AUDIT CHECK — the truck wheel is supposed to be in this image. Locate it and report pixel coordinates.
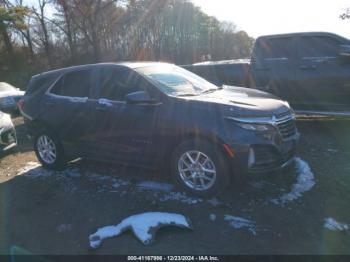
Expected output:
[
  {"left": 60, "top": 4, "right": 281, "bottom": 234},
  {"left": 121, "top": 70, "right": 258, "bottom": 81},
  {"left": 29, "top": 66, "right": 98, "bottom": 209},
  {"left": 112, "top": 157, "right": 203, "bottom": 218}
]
[
  {"left": 171, "top": 140, "right": 230, "bottom": 197},
  {"left": 34, "top": 131, "right": 67, "bottom": 170}
]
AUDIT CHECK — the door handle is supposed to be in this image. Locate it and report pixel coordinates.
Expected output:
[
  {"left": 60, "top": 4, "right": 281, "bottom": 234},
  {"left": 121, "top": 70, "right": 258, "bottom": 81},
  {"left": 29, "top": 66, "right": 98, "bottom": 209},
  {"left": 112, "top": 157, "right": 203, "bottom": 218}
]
[{"left": 299, "top": 64, "right": 317, "bottom": 70}]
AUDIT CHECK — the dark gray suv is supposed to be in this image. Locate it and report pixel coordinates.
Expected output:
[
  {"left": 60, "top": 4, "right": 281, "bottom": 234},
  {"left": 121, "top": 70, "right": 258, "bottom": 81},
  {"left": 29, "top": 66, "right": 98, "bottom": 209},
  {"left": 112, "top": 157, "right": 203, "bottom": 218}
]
[{"left": 20, "top": 62, "right": 299, "bottom": 196}]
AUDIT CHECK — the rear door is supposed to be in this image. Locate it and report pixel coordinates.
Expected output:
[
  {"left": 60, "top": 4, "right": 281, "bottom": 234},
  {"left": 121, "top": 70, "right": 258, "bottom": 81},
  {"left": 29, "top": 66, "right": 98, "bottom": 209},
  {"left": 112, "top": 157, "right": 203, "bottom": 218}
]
[
  {"left": 251, "top": 36, "right": 298, "bottom": 103},
  {"left": 89, "top": 66, "right": 163, "bottom": 166},
  {"left": 41, "top": 68, "right": 96, "bottom": 156},
  {"left": 296, "top": 35, "right": 350, "bottom": 111}
]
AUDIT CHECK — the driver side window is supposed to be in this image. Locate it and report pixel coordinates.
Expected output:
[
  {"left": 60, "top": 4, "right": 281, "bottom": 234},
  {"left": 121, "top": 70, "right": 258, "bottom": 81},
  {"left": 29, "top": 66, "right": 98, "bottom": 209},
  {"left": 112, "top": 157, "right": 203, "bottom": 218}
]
[
  {"left": 98, "top": 67, "right": 143, "bottom": 101},
  {"left": 299, "top": 36, "right": 340, "bottom": 58}
]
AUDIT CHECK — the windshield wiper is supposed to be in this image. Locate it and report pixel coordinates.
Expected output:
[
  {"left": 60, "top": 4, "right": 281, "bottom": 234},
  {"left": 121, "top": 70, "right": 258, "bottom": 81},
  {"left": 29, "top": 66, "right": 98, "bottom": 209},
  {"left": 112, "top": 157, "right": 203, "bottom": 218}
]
[
  {"left": 201, "top": 87, "right": 222, "bottom": 94},
  {"left": 176, "top": 93, "right": 199, "bottom": 97}
]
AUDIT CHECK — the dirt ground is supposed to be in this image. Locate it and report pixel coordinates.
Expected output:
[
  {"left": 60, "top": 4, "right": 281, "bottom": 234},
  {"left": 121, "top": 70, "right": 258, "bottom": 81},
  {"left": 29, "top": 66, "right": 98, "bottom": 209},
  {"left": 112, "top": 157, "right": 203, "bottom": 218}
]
[{"left": 0, "top": 117, "right": 350, "bottom": 255}]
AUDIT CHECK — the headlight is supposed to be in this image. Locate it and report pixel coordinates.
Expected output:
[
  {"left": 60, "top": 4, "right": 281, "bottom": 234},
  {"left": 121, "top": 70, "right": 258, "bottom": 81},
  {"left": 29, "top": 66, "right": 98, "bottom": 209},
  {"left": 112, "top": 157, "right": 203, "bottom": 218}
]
[
  {"left": 283, "top": 100, "right": 291, "bottom": 108},
  {"left": 236, "top": 123, "right": 274, "bottom": 132}
]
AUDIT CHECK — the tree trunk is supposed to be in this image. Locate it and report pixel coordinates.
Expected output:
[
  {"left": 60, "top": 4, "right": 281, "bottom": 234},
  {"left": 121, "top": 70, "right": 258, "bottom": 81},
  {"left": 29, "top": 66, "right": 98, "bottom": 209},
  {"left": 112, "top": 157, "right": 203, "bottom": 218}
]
[{"left": 0, "top": 22, "right": 13, "bottom": 55}]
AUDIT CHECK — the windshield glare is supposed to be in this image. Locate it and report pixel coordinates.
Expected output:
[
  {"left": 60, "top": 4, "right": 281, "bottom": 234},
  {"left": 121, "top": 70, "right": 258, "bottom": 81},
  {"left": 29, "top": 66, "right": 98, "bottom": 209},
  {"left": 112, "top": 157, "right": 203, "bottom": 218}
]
[{"left": 137, "top": 65, "right": 219, "bottom": 96}]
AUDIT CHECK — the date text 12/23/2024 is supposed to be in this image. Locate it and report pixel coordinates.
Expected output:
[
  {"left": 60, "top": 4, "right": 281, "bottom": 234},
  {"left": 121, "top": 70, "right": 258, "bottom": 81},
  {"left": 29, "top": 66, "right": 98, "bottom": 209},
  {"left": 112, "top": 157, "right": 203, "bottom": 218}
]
[{"left": 127, "top": 256, "right": 220, "bottom": 261}]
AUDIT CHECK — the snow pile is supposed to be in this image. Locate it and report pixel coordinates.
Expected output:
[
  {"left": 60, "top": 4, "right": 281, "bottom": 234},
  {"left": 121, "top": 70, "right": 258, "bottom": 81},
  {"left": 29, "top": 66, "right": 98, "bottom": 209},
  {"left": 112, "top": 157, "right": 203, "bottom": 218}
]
[
  {"left": 324, "top": 218, "right": 349, "bottom": 231},
  {"left": 270, "top": 158, "right": 315, "bottom": 205},
  {"left": 137, "top": 181, "right": 174, "bottom": 192},
  {"left": 224, "top": 215, "right": 257, "bottom": 235},
  {"left": 17, "top": 162, "right": 50, "bottom": 178},
  {"left": 159, "top": 192, "right": 202, "bottom": 205},
  {"left": 89, "top": 212, "right": 192, "bottom": 248}
]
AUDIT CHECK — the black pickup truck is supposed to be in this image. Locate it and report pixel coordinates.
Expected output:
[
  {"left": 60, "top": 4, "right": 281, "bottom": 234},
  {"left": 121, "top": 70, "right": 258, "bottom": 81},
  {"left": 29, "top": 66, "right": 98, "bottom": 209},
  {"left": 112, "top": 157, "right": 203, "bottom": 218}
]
[{"left": 183, "top": 32, "right": 350, "bottom": 115}]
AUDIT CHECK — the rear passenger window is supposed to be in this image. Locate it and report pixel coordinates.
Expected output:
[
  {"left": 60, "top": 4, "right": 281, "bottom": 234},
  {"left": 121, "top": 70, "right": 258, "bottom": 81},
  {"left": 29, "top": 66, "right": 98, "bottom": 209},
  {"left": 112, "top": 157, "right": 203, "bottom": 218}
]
[
  {"left": 98, "top": 67, "right": 143, "bottom": 101},
  {"left": 257, "top": 37, "right": 293, "bottom": 59},
  {"left": 299, "top": 36, "right": 340, "bottom": 58},
  {"left": 50, "top": 70, "right": 92, "bottom": 98}
]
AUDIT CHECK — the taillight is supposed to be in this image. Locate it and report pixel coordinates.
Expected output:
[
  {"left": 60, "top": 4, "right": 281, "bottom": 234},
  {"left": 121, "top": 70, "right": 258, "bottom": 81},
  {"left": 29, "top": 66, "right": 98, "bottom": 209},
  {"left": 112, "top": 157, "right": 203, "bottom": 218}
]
[{"left": 17, "top": 98, "right": 25, "bottom": 112}]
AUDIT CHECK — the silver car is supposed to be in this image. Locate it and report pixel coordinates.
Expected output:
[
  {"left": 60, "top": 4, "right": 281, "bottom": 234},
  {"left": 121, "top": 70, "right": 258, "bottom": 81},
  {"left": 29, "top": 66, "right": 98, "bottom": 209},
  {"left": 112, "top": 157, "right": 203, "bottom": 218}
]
[
  {"left": 0, "top": 111, "right": 17, "bottom": 152},
  {"left": 0, "top": 82, "right": 24, "bottom": 115}
]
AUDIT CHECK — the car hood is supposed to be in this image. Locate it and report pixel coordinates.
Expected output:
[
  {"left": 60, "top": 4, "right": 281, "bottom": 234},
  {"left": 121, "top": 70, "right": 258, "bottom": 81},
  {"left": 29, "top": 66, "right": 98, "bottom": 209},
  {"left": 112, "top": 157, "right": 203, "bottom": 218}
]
[{"left": 183, "top": 86, "right": 292, "bottom": 118}]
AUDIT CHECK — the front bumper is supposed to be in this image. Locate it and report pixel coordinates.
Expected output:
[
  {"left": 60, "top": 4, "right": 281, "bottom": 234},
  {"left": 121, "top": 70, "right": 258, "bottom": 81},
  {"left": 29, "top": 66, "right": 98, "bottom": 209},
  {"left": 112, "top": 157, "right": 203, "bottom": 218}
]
[
  {"left": 248, "top": 137, "right": 298, "bottom": 173},
  {"left": 225, "top": 131, "right": 300, "bottom": 175}
]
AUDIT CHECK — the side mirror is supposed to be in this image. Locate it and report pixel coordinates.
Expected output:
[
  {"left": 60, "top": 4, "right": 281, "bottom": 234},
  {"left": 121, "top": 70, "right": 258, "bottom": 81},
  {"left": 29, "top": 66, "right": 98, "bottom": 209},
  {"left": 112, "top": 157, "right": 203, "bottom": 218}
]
[
  {"left": 125, "top": 91, "right": 157, "bottom": 104},
  {"left": 339, "top": 45, "right": 350, "bottom": 57}
]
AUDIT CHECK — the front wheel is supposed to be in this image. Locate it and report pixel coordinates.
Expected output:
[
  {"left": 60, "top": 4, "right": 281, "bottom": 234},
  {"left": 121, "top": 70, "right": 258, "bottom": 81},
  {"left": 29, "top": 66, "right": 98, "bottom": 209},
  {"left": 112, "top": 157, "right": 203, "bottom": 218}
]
[
  {"left": 34, "top": 131, "right": 67, "bottom": 170},
  {"left": 171, "top": 140, "right": 230, "bottom": 197}
]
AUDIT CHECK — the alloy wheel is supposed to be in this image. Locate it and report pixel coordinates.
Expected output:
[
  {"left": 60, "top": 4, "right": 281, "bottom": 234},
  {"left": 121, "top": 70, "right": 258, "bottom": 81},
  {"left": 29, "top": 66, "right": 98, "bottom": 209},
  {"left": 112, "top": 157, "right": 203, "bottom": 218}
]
[
  {"left": 37, "top": 135, "right": 57, "bottom": 164},
  {"left": 178, "top": 150, "right": 217, "bottom": 191}
]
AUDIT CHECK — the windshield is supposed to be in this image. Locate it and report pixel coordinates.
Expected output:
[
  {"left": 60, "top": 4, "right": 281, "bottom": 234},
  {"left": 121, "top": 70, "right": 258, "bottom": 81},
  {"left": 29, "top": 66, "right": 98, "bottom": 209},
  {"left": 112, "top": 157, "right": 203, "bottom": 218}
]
[
  {"left": 136, "top": 65, "right": 219, "bottom": 96},
  {"left": 0, "top": 82, "right": 15, "bottom": 92}
]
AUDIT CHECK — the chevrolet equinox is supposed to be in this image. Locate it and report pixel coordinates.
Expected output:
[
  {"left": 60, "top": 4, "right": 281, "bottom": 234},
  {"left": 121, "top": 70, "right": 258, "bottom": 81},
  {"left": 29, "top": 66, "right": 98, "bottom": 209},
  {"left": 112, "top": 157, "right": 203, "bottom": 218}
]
[{"left": 20, "top": 62, "right": 299, "bottom": 196}]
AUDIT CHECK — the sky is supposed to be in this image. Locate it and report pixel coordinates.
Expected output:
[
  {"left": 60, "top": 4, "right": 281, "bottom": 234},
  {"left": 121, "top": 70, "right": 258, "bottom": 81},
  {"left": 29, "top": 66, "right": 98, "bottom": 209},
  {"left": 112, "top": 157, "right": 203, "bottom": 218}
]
[{"left": 191, "top": 0, "right": 350, "bottom": 38}]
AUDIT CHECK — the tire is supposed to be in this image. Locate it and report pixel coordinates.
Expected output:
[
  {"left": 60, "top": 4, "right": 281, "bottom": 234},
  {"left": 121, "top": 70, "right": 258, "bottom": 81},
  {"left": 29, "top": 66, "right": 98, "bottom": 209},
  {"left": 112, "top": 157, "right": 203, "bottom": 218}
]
[
  {"left": 171, "top": 139, "right": 230, "bottom": 197},
  {"left": 34, "top": 130, "right": 67, "bottom": 170}
]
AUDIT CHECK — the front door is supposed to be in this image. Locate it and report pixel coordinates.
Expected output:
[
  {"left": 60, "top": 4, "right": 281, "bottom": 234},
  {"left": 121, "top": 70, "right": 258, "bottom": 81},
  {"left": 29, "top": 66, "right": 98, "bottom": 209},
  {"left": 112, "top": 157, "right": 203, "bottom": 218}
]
[
  {"left": 89, "top": 66, "right": 162, "bottom": 167},
  {"left": 252, "top": 36, "right": 297, "bottom": 104},
  {"left": 296, "top": 35, "right": 350, "bottom": 111}
]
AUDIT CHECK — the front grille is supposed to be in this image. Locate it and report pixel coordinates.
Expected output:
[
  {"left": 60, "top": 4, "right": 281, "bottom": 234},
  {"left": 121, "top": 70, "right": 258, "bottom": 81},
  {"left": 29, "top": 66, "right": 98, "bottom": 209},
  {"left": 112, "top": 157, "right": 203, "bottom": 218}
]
[{"left": 276, "top": 117, "right": 296, "bottom": 140}]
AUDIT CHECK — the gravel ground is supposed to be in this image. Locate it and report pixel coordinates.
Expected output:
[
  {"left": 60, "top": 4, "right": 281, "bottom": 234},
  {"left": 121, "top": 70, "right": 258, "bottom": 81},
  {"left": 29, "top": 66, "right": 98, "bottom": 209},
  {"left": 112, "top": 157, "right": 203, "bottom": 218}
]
[{"left": 0, "top": 117, "right": 350, "bottom": 255}]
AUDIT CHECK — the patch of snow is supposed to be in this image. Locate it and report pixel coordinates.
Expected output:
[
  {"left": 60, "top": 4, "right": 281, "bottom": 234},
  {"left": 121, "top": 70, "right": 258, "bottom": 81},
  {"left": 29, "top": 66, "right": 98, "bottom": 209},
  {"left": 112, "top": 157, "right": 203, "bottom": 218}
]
[
  {"left": 224, "top": 215, "right": 257, "bottom": 235},
  {"left": 207, "top": 198, "right": 221, "bottom": 207},
  {"left": 89, "top": 212, "right": 192, "bottom": 248},
  {"left": 270, "top": 158, "right": 315, "bottom": 205},
  {"left": 159, "top": 192, "right": 202, "bottom": 205},
  {"left": 68, "top": 97, "right": 88, "bottom": 103},
  {"left": 17, "top": 162, "right": 54, "bottom": 178},
  {"left": 209, "top": 214, "right": 216, "bottom": 221},
  {"left": 111, "top": 178, "right": 130, "bottom": 189},
  {"left": 98, "top": 98, "right": 113, "bottom": 107},
  {"left": 56, "top": 224, "right": 72, "bottom": 233},
  {"left": 17, "top": 161, "right": 42, "bottom": 176},
  {"left": 137, "top": 181, "right": 174, "bottom": 192},
  {"left": 324, "top": 218, "right": 349, "bottom": 231}
]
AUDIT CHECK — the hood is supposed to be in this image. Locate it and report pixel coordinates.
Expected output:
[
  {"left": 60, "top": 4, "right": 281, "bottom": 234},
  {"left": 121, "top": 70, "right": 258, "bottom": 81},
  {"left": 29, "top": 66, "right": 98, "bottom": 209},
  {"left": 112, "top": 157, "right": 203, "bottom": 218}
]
[{"left": 183, "top": 86, "right": 292, "bottom": 118}]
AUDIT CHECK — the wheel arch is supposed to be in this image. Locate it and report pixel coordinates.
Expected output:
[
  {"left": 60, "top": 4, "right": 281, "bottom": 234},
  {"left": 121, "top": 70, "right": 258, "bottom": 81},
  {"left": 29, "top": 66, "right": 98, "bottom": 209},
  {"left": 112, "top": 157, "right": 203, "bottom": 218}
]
[{"left": 28, "top": 119, "right": 57, "bottom": 137}]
